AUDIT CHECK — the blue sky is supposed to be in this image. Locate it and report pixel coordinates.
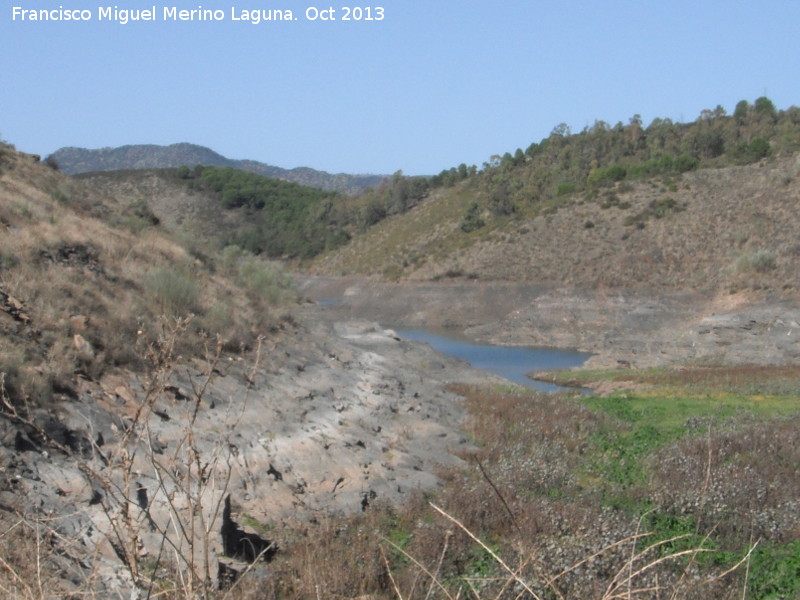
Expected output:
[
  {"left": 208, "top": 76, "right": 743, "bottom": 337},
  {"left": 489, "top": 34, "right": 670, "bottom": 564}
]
[{"left": 2, "top": 1, "right": 799, "bottom": 175}]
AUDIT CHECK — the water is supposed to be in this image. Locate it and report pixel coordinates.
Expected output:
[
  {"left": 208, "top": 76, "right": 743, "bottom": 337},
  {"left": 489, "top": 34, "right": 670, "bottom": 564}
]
[{"left": 395, "top": 328, "right": 592, "bottom": 393}]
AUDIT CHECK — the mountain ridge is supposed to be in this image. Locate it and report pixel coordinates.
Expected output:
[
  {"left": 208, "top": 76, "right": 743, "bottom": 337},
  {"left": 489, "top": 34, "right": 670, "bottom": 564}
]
[{"left": 49, "top": 142, "right": 385, "bottom": 194}]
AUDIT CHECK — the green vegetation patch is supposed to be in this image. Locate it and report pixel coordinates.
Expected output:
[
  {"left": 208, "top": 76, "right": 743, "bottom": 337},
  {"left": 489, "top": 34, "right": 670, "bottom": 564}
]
[
  {"left": 143, "top": 264, "right": 200, "bottom": 317},
  {"left": 734, "top": 249, "right": 778, "bottom": 274},
  {"left": 176, "top": 165, "right": 350, "bottom": 259},
  {"left": 748, "top": 541, "right": 800, "bottom": 600},
  {"left": 623, "top": 196, "right": 687, "bottom": 227},
  {"left": 551, "top": 364, "right": 800, "bottom": 404}
]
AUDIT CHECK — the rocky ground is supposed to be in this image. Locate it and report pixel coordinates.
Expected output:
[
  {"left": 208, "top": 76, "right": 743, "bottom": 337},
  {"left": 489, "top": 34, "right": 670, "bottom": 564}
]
[
  {"left": 0, "top": 301, "right": 500, "bottom": 596},
  {"left": 3, "top": 275, "right": 800, "bottom": 596}
]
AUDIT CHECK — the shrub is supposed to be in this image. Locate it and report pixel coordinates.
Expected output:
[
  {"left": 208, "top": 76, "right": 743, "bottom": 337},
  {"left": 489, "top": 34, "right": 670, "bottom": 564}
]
[
  {"left": 674, "top": 153, "right": 699, "bottom": 172},
  {"left": 219, "top": 246, "right": 294, "bottom": 306},
  {"left": 143, "top": 265, "right": 200, "bottom": 317},
  {"left": 747, "top": 541, "right": 800, "bottom": 599},
  {"left": 0, "top": 350, "right": 53, "bottom": 408},
  {"left": 220, "top": 244, "right": 248, "bottom": 274},
  {"left": 735, "top": 250, "right": 777, "bottom": 273},
  {"left": 648, "top": 197, "right": 681, "bottom": 218},
  {"left": 237, "top": 256, "right": 293, "bottom": 305},
  {"left": 623, "top": 197, "right": 686, "bottom": 227},
  {"left": 43, "top": 155, "right": 60, "bottom": 170},
  {"left": 460, "top": 201, "right": 485, "bottom": 233},
  {"left": 0, "top": 249, "right": 19, "bottom": 270},
  {"left": 587, "top": 164, "right": 627, "bottom": 188},
  {"left": 555, "top": 181, "right": 577, "bottom": 196},
  {"left": 198, "top": 300, "right": 249, "bottom": 351},
  {"left": 732, "top": 137, "right": 771, "bottom": 164},
  {"left": 754, "top": 96, "right": 777, "bottom": 120},
  {"left": 748, "top": 137, "right": 771, "bottom": 159}
]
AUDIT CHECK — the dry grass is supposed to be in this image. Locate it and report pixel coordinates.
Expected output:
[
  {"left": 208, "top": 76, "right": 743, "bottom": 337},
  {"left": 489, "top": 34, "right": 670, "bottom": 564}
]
[
  {"left": 0, "top": 512, "right": 73, "bottom": 600},
  {"left": 234, "top": 380, "right": 791, "bottom": 599},
  {"left": 651, "top": 416, "right": 800, "bottom": 544},
  {"left": 310, "top": 154, "right": 800, "bottom": 293},
  {"left": 0, "top": 148, "right": 294, "bottom": 410}
]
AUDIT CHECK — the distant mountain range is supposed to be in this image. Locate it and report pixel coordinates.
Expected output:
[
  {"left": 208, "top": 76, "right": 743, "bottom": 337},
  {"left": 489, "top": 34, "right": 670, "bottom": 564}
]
[{"left": 48, "top": 143, "right": 385, "bottom": 194}]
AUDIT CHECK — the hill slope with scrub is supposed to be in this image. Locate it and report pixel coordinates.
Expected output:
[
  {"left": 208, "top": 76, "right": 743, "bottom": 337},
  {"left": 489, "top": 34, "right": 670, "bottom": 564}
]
[
  {"left": 310, "top": 97, "right": 800, "bottom": 294},
  {"left": 76, "top": 165, "right": 352, "bottom": 259},
  {"left": 0, "top": 139, "right": 502, "bottom": 596}
]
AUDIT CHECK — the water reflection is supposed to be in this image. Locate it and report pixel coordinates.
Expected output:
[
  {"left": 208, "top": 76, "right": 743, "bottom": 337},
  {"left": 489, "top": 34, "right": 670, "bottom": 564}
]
[{"left": 395, "top": 329, "right": 591, "bottom": 393}]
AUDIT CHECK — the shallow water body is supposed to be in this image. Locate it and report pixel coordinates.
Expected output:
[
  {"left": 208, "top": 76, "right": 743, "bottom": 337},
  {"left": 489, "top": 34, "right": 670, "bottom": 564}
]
[{"left": 394, "top": 328, "right": 592, "bottom": 393}]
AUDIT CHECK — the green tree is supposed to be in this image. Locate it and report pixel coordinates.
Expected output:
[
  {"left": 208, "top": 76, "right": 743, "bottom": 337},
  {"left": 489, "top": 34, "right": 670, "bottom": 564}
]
[
  {"left": 754, "top": 96, "right": 777, "bottom": 120},
  {"left": 734, "top": 99, "right": 750, "bottom": 122},
  {"left": 460, "top": 202, "right": 485, "bottom": 233}
]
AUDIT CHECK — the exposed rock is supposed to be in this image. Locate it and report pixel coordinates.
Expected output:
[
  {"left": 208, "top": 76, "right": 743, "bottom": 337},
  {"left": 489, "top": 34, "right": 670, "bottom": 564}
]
[
  {"left": 0, "top": 306, "right": 492, "bottom": 596},
  {"left": 0, "top": 289, "right": 31, "bottom": 324},
  {"left": 300, "top": 276, "right": 800, "bottom": 368},
  {"left": 73, "top": 333, "right": 94, "bottom": 361},
  {"left": 221, "top": 495, "right": 276, "bottom": 563},
  {"left": 68, "top": 315, "right": 89, "bottom": 333},
  {"left": 39, "top": 242, "right": 103, "bottom": 274}
]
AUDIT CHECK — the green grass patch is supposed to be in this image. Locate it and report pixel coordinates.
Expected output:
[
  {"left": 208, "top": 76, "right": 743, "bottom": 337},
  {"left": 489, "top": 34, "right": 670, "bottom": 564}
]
[
  {"left": 643, "top": 511, "right": 721, "bottom": 561},
  {"left": 143, "top": 264, "right": 200, "bottom": 317},
  {"left": 576, "top": 383, "right": 800, "bottom": 502},
  {"left": 747, "top": 540, "right": 800, "bottom": 600},
  {"left": 550, "top": 364, "right": 800, "bottom": 407}
]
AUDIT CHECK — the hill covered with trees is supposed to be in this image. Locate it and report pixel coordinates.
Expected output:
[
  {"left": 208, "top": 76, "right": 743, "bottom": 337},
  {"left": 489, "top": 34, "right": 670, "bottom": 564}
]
[{"left": 76, "top": 165, "right": 352, "bottom": 260}]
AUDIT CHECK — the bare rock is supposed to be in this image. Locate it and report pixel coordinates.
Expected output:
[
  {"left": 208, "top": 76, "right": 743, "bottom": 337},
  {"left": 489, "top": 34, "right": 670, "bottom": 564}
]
[{"left": 73, "top": 333, "right": 94, "bottom": 361}]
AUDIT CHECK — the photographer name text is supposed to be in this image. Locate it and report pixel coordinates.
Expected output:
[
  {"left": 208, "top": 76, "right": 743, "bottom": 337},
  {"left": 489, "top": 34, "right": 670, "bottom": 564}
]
[{"left": 10, "top": 5, "right": 385, "bottom": 24}]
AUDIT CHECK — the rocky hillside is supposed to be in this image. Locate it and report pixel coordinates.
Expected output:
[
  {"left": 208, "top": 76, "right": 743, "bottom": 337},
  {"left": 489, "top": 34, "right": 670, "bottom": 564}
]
[
  {"left": 309, "top": 153, "right": 800, "bottom": 294},
  {"left": 49, "top": 143, "right": 385, "bottom": 194},
  {"left": 0, "top": 141, "right": 496, "bottom": 596}
]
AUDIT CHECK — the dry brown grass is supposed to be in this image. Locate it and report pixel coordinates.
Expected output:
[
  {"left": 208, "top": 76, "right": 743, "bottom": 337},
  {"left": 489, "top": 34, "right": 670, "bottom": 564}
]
[
  {"left": 0, "top": 147, "right": 294, "bottom": 411},
  {"left": 638, "top": 364, "right": 800, "bottom": 391},
  {"left": 0, "top": 511, "right": 77, "bottom": 600},
  {"left": 651, "top": 415, "right": 800, "bottom": 545},
  {"left": 237, "top": 382, "right": 767, "bottom": 600},
  {"left": 310, "top": 154, "right": 800, "bottom": 295}
]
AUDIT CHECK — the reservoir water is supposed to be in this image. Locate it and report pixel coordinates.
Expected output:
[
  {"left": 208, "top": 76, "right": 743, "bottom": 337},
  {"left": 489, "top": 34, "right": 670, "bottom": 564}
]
[{"left": 395, "top": 328, "right": 592, "bottom": 393}]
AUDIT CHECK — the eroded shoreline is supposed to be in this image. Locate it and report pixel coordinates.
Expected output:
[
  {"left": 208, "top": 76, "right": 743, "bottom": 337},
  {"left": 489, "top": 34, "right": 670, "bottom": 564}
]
[{"left": 297, "top": 275, "right": 800, "bottom": 368}]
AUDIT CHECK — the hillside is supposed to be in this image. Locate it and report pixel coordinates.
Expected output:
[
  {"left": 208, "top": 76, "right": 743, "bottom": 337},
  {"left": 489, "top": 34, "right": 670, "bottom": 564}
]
[
  {"left": 49, "top": 142, "right": 385, "bottom": 194},
  {"left": 0, "top": 140, "right": 498, "bottom": 596},
  {"left": 309, "top": 98, "right": 800, "bottom": 295},
  {"left": 310, "top": 154, "right": 800, "bottom": 293},
  {"left": 75, "top": 165, "right": 354, "bottom": 259},
  {"left": 0, "top": 143, "right": 305, "bottom": 403}
]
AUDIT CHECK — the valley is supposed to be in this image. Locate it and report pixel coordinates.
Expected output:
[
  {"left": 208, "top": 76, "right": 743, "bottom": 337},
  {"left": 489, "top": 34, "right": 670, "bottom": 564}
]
[{"left": 2, "top": 99, "right": 800, "bottom": 598}]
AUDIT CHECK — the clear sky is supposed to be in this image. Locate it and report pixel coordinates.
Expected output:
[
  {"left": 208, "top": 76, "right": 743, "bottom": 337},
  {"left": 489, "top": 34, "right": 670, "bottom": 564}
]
[{"left": 2, "top": 1, "right": 799, "bottom": 175}]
